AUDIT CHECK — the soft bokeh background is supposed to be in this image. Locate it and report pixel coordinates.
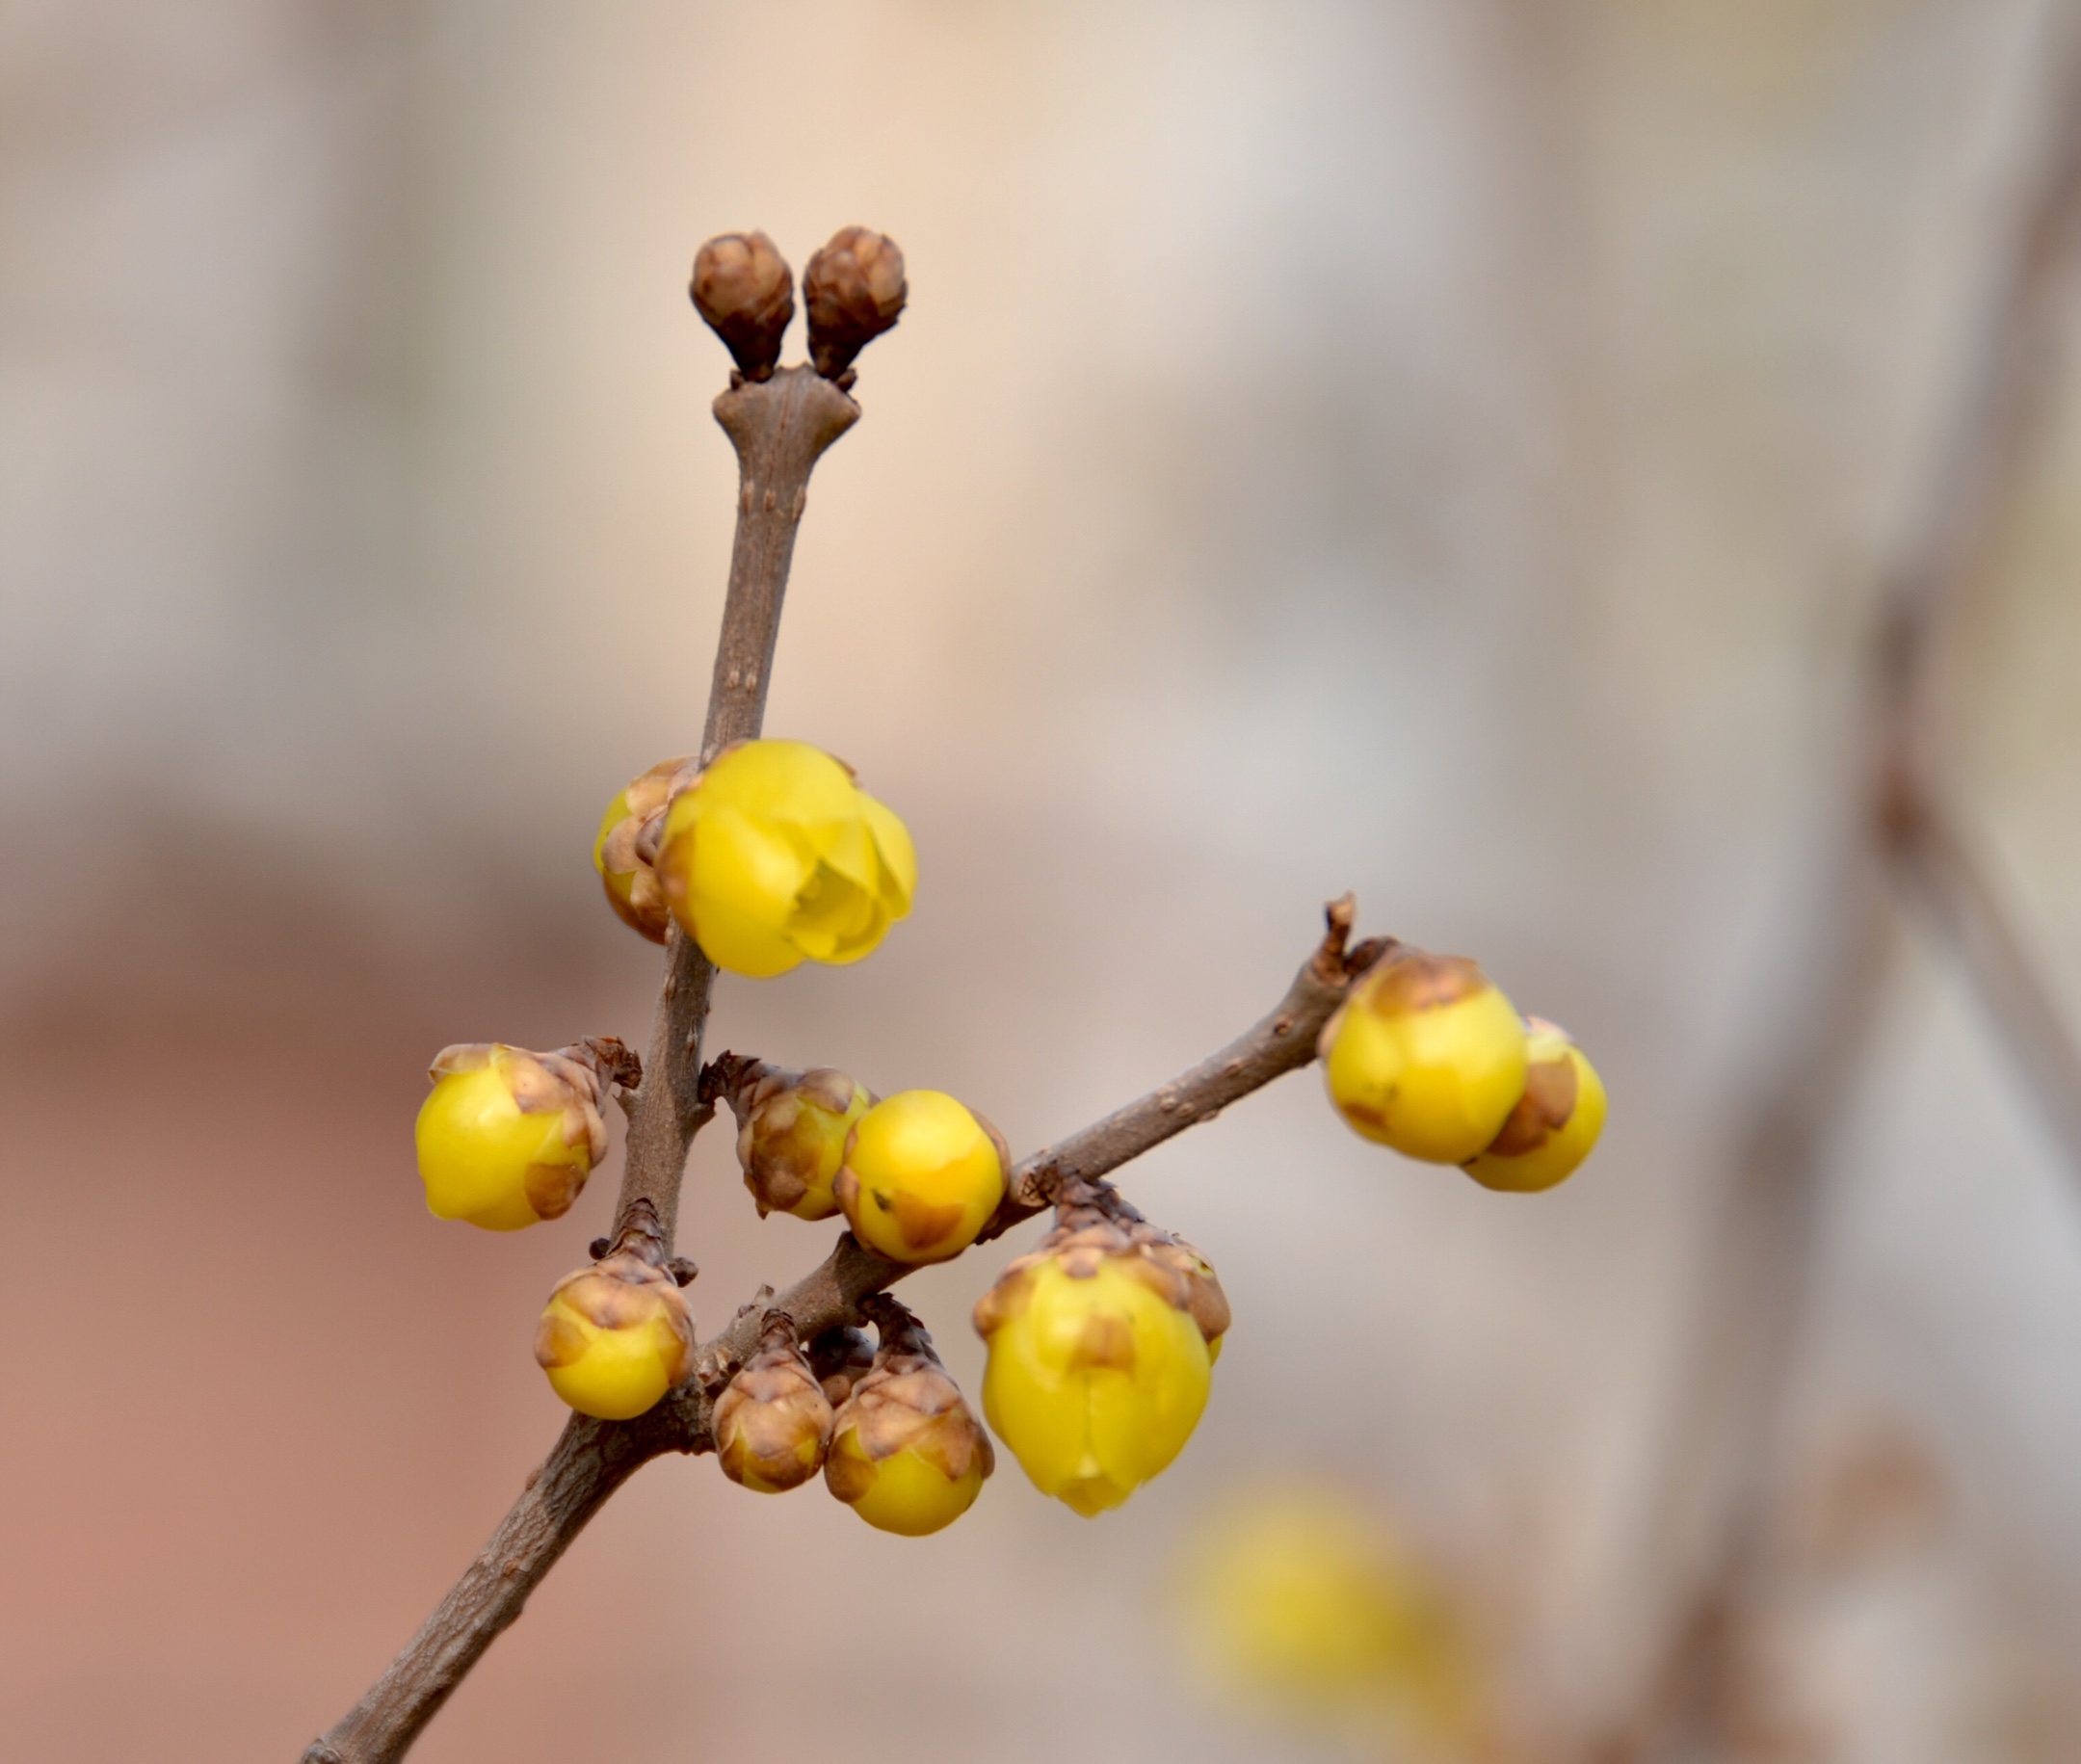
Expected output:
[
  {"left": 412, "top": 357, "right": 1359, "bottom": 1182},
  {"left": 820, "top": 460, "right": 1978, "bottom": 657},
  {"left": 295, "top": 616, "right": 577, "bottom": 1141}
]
[{"left": 4, "top": 2, "right": 2080, "bottom": 1759}]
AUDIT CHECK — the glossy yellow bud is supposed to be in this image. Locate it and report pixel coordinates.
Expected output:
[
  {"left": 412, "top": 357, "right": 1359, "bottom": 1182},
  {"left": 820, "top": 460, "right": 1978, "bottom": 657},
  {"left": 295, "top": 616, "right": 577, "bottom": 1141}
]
[
  {"left": 834, "top": 1090, "right": 1008, "bottom": 1265},
  {"left": 1462, "top": 1017, "right": 1606, "bottom": 1193},
  {"left": 534, "top": 1246, "right": 694, "bottom": 1421},
  {"left": 1320, "top": 953, "right": 1529, "bottom": 1163},
  {"left": 977, "top": 1215, "right": 1216, "bottom": 1517},
  {"left": 825, "top": 1309, "right": 992, "bottom": 1536},
  {"left": 713, "top": 1322, "right": 834, "bottom": 1493},
  {"left": 593, "top": 756, "right": 695, "bottom": 944},
  {"left": 415, "top": 1043, "right": 613, "bottom": 1231},
  {"left": 716, "top": 1058, "right": 874, "bottom": 1221},
  {"left": 653, "top": 739, "right": 915, "bottom": 979}
]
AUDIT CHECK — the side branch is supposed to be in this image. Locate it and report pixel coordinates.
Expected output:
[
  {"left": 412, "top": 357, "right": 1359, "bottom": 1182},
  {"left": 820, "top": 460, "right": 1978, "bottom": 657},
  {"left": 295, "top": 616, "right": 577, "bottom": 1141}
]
[{"left": 674, "top": 897, "right": 1387, "bottom": 1429}]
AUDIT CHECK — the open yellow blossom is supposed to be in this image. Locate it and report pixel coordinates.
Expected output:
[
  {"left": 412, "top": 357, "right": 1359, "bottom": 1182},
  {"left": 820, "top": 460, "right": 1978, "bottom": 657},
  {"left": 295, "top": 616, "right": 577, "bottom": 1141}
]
[
  {"left": 835, "top": 1090, "right": 1007, "bottom": 1264},
  {"left": 415, "top": 1043, "right": 608, "bottom": 1231},
  {"left": 976, "top": 1209, "right": 1223, "bottom": 1516},
  {"left": 654, "top": 739, "right": 915, "bottom": 978},
  {"left": 1320, "top": 952, "right": 1528, "bottom": 1164},
  {"left": 533, "top": 1249, "right": 694, "bottom": 1421},
  {"left": 1462, "top": 1017, "right": 1606, "bottom": 1193}
]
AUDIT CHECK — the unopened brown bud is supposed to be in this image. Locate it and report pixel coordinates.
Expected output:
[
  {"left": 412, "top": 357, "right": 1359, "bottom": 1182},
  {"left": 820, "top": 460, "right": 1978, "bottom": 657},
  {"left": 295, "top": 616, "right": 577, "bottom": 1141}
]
[
  {"left": 713, "top": 1320, "right": 834, "bottom": 1493},
  {"left": 803, "top": 226, "right": 907, "bottom": 379},
  {"left": 691, "top": 231, "right": 795, "bottom": 382},
  {"left": 712, "top": 1056, "right": 874, "bottom": 1221}
]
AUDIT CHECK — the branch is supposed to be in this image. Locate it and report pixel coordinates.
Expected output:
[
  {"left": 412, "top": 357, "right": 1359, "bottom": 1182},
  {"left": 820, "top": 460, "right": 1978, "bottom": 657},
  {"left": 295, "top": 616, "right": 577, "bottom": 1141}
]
[
  {"left": 1600, "top": 49, "right": 2081, "bottom": 1764},
  {"left": 1882, "top": 789, "right": 2081, "bottom": 1177},
  {"left": 301, "top": 900, "right": 1383, "bottom": 1764},
  {"left": 613, "top": 364, "right": 859, "bottom": 1249}
]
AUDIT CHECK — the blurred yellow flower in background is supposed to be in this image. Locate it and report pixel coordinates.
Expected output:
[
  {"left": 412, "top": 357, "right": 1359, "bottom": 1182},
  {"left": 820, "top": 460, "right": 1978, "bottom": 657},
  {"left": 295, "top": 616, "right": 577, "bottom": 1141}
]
[{"left": 1174, "top": 1484, "right": 1489, "bottom": 1758}]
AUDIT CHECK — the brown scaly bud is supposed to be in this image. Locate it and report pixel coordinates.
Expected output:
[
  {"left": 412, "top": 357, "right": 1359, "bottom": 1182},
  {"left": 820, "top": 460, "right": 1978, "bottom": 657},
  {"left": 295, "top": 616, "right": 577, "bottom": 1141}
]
[
  {"left": 806, "top": 1325, "right": 877, "bottom": 1409},
  {"left": 593, "top": 755, "right": 698, "bottom": 943},
  {"left": 534, "top": 1203, "right": 695, "bottom": 1421},
  {"left": 706, "top": 1054, "right": 875, "bottom": 1221},
  {"left": 803, "top": 226, "right": 907, "bottom": 380},
  {"left": 712, "top": 1315, "right": 834, "bottom": 1493},
  {"left": 690, "top": 231, "right": 795, "bottom": 382},
  {"left": 825, "top": 1298, "right": 992, "bottom": 1536}
]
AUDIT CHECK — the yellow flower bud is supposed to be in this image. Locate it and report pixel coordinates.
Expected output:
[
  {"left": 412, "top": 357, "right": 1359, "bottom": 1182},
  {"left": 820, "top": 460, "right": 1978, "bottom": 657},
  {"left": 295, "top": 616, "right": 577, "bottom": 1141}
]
[
  {"left": 713, "top": 1057, "right": 875, "bottom": 1221},
  {"left": 1462, "top": 1017, "right": 1607, "bottom": 1193},
  {"left": 713, "top": 1320, "right": 834, "bottom": 1493},
  {"left": 534, "top": 1242, "right": 694, "bottom": 1421},
  {"left": 834, "top": 1090, "right": 1008, "bottom": 1265},
  {"left": 825, "top": 1305, "right": 992, "bottom": 1536},
  {"left": 653, "top": 740, "right": 915, "bottom": 979},
  {"left": 1319, "top": 952, "right": 1529, "bottom": 1164},
  {"left": 593, "top": 756, "right": 695, "bottom": 944},
  {"left": 975, "top": 1200, "right": 1224, "bottom": 1516},
  {"left": 415, "top": 1042, "right": 622, "bottom": 1231}
]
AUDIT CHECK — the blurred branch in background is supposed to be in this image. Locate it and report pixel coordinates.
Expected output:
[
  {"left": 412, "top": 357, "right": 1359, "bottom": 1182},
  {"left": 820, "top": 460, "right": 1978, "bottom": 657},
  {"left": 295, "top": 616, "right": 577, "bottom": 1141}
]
[{"left": 1609, "top": 18, "right": 2081, "bottom": 1761}]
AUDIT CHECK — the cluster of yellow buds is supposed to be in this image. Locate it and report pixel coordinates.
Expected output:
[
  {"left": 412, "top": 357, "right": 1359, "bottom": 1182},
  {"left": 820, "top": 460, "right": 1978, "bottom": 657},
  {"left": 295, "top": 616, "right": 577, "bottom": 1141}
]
[
  {"left": 595, "top": 740, "right": 916, "bottom": 980},
  {"left": 712, "top": 1316, "right": 834, "bottom": 1492},
  {"left": 824, "top": 1300, "right": 993, "bottom": 1535},
  {"left": 834, "top": 1089, "right": 1009, "bottom": 1264},
  {"left": 533, "top": 1207, "right": 696, "bottom": 1421},
  {"left": 415, "top": 1038, "right": 638, "bottom": 1231},
  {"left": 1321, "top": 950, "right": 1606, "bottom": 1191},
  {"left": 974, "top": 1184, "right": 1228, "bottom": 1516},
  {"left": 710, "top": 1055, "right": 875, "bottom": 1221}
]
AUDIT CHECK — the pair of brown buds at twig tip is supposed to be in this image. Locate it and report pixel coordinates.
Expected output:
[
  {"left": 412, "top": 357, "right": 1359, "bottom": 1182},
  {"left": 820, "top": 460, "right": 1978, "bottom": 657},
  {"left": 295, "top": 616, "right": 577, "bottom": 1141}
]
[{"left": 690, "top": 226, "right": 908, "bottom": 385}]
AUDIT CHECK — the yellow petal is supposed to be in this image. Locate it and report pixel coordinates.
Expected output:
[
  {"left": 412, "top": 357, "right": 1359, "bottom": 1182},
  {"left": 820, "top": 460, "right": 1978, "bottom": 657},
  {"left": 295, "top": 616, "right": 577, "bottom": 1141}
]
[
  {"left": 698, "top": 740, "right": 859, "bottom": 827},
  {"left": 859, "top": 792, "right": 916, "bottom": 915},
  {"left": 690, "top": 895, "right": 805, "bottom": 978},
  {"left": 690, "top": 803, "right": 815, "bottom": 929}
]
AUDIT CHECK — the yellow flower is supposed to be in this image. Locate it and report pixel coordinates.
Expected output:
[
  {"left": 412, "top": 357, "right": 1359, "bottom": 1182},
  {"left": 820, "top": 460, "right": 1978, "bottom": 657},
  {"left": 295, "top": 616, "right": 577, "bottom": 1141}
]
[
  {"left": 835, "top": 1090, "right": 1008, "bottom": 1264},
  {"left": 415, "top": 1043, "right": 608, "bottom": 1231},
  {"left": 654, "top": 739, "right": 915, "bottom": 979},
  {"left": 593, "top": 755, "right": 694, "bottom": 944},
  {"left": 975, "top": 1208, "right": 1224, "bottom": 1516},
  {"left": 717, "top": 1060, "right": 875, "bottom": 1221},
  {"left": 1462, "top": 1017, "right": 1606, "bottom": 1193},
  {"left": 824, "top": 1309, "right": 992, "bottom": 1535},
  {"left": 1320, "top": 952, "right": 1528, "bottom": 1164},
  {"left": 713, "top": 1322, "right": 834, "bottom": 1493},
  {"left": 534, "top": 1249, "right": 694, "bottom": 1421}
]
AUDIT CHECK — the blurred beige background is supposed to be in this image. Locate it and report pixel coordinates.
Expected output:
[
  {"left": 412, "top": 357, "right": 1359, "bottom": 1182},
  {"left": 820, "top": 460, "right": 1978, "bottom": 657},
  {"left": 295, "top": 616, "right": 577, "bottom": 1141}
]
[{"left": 4, "top": 2, "right": 2081, "bottom": 1759}]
